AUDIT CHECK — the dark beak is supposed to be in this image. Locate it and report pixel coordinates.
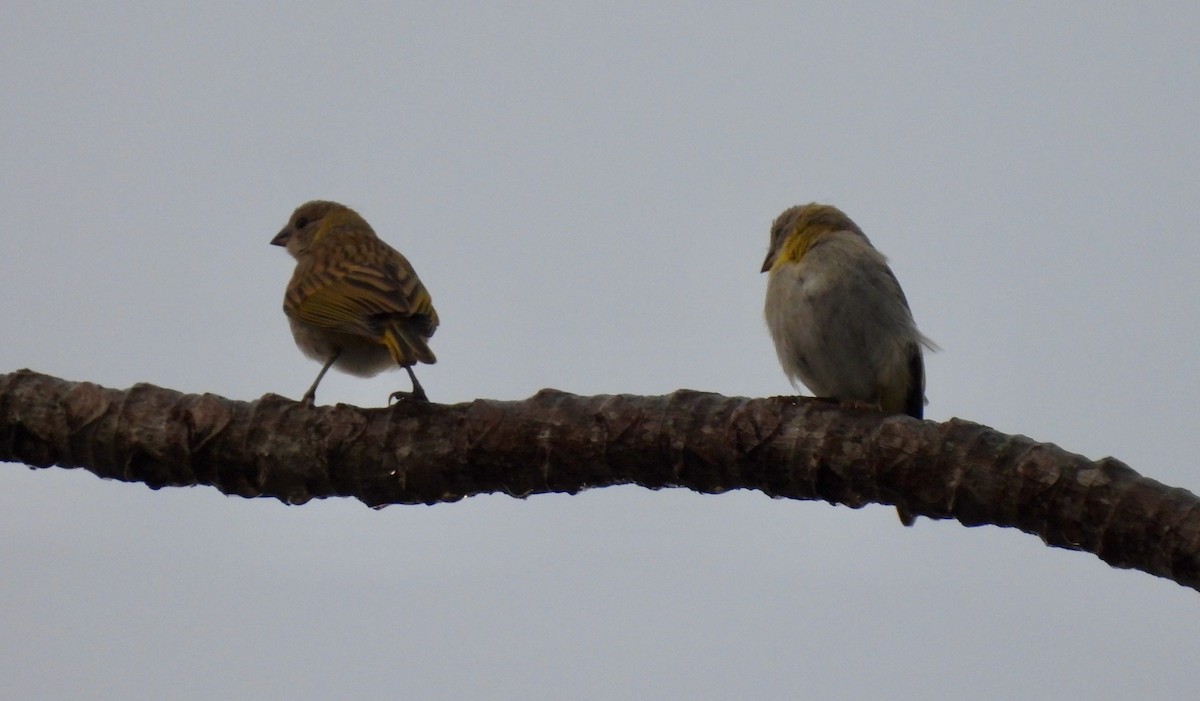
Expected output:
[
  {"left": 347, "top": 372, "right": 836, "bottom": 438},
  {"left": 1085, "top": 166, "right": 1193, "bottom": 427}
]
[
  {"left": 270, "top": 229, "right": 290, "bottom": 247},
  {"left": 760, "top": 251, "right": 774, "bottom": 273}
]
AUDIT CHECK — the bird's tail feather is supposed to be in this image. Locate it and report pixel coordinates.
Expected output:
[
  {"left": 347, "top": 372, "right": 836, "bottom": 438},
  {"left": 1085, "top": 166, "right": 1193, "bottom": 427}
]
[{"left": 381, "top": 324, "right": 436, "bottom": 366}]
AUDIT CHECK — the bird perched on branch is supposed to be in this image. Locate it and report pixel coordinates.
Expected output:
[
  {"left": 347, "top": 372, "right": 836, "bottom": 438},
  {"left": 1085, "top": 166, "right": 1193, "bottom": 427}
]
[
  {"left": 271, "top": 200, "right": 438, "bottom": 404},
  {"left": 762, "top": 203, "right": 935, "bottom": 523}
]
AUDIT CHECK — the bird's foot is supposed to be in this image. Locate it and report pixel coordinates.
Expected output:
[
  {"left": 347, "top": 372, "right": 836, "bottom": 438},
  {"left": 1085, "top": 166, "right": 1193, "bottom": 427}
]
[{"left": 388, "top": 389, "right": 429, "bottom": 405}]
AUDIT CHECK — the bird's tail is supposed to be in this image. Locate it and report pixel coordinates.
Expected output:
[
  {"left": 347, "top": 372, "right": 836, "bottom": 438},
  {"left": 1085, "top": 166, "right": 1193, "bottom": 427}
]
[{"left": 381, "top": 322, "right": 436, "bottom": 366}]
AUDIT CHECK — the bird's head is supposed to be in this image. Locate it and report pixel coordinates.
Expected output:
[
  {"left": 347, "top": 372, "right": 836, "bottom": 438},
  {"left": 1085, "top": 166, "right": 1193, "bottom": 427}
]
[
  {"left": 760, "top": 203, "right": 866, "bottom": 273},
  {"left": 271, "top": 200, "right": 371, "bottom": 258}
]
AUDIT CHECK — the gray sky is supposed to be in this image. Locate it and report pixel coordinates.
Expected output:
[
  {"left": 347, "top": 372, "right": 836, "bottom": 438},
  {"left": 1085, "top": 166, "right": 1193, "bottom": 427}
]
[{"left": 2, "top": 3, "right": 1198, "bottom": 699}]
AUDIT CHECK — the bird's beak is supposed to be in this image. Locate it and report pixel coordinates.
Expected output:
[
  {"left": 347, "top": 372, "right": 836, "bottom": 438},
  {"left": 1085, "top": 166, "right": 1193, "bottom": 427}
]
[
  {"left": 270, "top": 229, "right": 290, "bottom": 247},
  {"left": 760, "top": 251, "right": 775, "bottom": 273}
]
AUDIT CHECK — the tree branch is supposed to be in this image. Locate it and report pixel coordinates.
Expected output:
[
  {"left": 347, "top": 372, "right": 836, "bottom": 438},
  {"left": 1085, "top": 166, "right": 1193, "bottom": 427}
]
[{"left": 2, "top": 369, "right": 1198, "bottom": 590}]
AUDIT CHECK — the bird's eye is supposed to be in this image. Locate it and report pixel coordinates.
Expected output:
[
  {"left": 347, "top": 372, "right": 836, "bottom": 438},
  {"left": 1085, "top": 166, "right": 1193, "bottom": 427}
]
[{"left": 295, "top": 217, "right": 309, "bottom": 229}]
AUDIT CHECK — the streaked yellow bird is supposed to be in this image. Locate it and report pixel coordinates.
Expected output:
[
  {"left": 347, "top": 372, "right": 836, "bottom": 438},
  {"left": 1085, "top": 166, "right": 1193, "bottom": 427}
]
[{"left": 271, "top": 200, "right": 438, "bottom": 404}]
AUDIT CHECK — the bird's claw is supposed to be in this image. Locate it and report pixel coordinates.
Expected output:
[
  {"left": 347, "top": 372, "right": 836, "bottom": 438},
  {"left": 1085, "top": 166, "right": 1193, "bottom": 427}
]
[{"left": 389, "top": 390, "right": 429, "bottom": 405}]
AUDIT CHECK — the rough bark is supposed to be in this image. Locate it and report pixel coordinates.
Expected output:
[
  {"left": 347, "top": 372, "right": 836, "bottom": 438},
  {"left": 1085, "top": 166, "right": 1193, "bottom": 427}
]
[{"left": 2, "top": 368, "right": 1198, "bottom": 591}]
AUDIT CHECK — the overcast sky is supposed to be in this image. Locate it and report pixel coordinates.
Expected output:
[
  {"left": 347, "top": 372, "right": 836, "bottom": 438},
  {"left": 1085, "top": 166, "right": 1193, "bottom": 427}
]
[{"left": 2, "top": 3, "right": 1198, "bottom": 699}]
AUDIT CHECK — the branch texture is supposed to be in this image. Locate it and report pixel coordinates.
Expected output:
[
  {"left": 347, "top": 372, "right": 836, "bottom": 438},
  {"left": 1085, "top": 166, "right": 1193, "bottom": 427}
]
[{"left": 2, "top": 369, "right": 1198, "bottom": 590}]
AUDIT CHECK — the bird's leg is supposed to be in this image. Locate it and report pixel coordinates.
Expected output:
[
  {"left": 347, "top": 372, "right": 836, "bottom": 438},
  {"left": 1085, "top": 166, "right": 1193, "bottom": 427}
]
[
  {"left": 389, "top": 365, "right": 428, "bottom": 404},
  {"left": 301, "top": 352, "right": 339, "bottom": 405}
]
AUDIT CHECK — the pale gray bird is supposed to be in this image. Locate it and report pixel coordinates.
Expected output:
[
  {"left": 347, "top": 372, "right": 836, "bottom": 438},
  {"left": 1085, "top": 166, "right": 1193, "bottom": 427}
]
[{"left": 762, "top": 203, "right": 936, "bottom": 524}]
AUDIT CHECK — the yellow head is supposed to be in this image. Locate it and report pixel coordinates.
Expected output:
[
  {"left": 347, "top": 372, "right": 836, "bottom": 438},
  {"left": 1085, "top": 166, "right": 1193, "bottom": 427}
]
[
  {"left": 760, "top": 203, "right": 866, "bottom": 273},
  {"left": 270, "top": 200, "right": 374, "bottom": 258}
]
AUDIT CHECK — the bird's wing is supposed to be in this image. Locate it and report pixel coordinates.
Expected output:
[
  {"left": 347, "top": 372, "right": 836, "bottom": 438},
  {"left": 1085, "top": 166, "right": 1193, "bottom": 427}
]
[
  {"left": 903, "top": 341, "right": 926, "bottom": 419},
  {"left": 285, "top": 248, "right": 435, "bottom": 339}
]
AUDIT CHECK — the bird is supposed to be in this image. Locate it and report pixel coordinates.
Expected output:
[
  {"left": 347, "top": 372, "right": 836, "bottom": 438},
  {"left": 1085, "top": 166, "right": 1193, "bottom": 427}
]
[
  {"left": 761, "top": 203, "right": 935, "bottom": 524},
  {"left": 271, "top": 200, "right": 438, "bottom": 405}
]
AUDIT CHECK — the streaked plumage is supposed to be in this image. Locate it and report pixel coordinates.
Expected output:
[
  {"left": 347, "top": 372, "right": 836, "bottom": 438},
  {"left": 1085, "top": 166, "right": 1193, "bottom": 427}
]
[{"left": 271, "top": 200, "right": 438, "bottom": 404}]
